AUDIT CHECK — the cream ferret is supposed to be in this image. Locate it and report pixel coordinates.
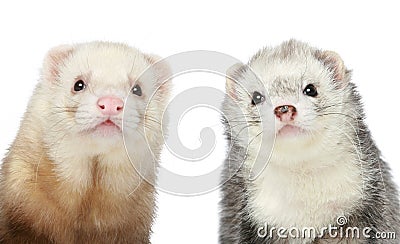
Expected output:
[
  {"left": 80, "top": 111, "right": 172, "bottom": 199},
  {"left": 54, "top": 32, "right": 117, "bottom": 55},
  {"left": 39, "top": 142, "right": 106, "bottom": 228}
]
[{"left": 0, "top": 42, "right": 170, "bottom": 243}]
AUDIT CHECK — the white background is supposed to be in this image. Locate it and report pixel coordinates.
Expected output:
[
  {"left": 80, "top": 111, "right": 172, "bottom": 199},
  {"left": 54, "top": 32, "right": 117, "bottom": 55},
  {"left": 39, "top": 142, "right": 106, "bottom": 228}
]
[{"left": 0, "top": 1, "right": 399, "bottom": 243}]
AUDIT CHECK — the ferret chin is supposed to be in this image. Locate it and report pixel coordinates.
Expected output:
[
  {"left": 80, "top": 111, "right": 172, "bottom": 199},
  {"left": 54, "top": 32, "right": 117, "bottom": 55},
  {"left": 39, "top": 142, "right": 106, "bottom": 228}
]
[
  {"left": 220, "top": 39, "right": 400, "bottom": 243},
  {"left": 0, "top": 42, "right": 171, "bottom": 243}
]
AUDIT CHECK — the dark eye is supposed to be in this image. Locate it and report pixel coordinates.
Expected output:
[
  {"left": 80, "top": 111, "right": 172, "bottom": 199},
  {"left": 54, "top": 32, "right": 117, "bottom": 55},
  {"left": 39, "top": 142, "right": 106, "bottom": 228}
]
[
  {"left": 73, "top": 80, "right": 86, "bottom": 92},
  {"left": 303, "top": 84, "right": 318, "bottom": 97},
  {"left": 131, "top": 84, "right": 142, "bottom": 96},
  {"left": 251, "top": 91, "right": 265, "bottom": 105}
]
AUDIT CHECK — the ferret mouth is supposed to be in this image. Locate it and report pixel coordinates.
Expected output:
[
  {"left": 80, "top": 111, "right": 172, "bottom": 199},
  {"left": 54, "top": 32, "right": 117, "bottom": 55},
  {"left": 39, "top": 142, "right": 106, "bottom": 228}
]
[
  {"left": 277, "top": 124, "right": 305, "bottom": 137},
  {"left": 100, "top": 119, "right": 119, "bottom": 127},
  {"left": 85, "top": 119, "right": 122, "bottom": 136},
  {"left": 96, "top": 119, "right": 121, "bottom": 130}
]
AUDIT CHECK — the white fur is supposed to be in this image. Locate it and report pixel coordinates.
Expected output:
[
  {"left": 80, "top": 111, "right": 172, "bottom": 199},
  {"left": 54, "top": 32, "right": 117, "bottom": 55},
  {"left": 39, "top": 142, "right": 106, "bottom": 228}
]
[
  {"left": 31, "top": 42, "right": 167, "bottom": 194},
  {"left": 232, "top": 45, "right": 364, "bottom": 234},
  {"left": 248, "top": 143, "right": 363, "bottom": 228}
]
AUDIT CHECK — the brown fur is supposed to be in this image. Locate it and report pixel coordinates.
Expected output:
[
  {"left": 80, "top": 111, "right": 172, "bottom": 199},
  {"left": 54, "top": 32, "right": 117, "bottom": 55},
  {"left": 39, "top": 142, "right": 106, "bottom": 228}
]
[
  {"left": 0, "top": 123, "right": 155, "bottom": 243},
  {"left": 0, "top": 42, "right": 167, "bottom": 243}
]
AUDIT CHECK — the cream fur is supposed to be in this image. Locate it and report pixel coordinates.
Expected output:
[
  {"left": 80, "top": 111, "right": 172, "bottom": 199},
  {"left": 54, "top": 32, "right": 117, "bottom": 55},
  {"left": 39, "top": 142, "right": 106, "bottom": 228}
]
[{"left": 0, "top": 42, "right": 170, "bottom": 243}]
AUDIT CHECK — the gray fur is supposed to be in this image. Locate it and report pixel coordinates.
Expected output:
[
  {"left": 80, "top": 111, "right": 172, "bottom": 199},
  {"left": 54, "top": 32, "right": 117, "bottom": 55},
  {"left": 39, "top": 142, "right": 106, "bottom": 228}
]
[{"left": 219, "top": 40, "right": 400, "bottom": 243}]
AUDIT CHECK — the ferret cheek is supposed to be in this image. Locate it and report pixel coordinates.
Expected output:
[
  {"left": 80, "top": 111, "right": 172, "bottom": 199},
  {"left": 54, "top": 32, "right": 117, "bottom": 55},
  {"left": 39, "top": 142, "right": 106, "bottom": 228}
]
[{"left": 123, "top": 107, "right": 140, "bottom": 122}]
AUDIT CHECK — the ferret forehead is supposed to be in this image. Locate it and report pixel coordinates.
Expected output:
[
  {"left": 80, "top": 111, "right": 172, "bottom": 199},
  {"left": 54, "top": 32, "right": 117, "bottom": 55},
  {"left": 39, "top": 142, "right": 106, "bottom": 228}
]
[
  {"left": 71, "top": 42, "right": 149, "bottom": 76},
  {"left": 250, "top": 55, "right": 324, "bottom": 86}
]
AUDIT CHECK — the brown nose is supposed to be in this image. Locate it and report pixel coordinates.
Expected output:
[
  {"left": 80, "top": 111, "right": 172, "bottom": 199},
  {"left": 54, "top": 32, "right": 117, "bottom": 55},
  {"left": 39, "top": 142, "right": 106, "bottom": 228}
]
[{"left": 274, "top": 105, "right": 297, "bottom": 122}]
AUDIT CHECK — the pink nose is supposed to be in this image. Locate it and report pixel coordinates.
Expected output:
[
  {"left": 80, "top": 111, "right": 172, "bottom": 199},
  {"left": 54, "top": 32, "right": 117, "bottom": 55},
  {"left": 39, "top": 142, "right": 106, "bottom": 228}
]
[
  {"left": 274, "top": 105, "right": 297, "bottom": 122},
  {"left": 97, "top": 96, "right": 124, "bottom": 115}
]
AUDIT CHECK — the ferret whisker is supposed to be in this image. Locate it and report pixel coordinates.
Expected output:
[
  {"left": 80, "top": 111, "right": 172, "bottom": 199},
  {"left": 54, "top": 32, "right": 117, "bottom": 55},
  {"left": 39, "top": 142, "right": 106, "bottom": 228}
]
[
  {"left": 245, "top": 130, "right": 263, "bottom": 150},
  {"left": 49, "top": 109, "right": 77, "bottom": 115},
  {"left": 137, "top": 122, "right": 162, "bottom": 132},
  {"left": 144, "top": 118, "right": 162, "bottom": 126},
  {"left": 47, "top": 117, "right": 75, "bottom": 132},
  {"left": 228, "top": 119, "right": 262, "bottom": 123},
  {"left": 51, "top": 106, "right": 79, "bottom": 111},
  {"left": 224, "top": 113, "right": 261, "bottom": 121},
  {"left": 230, "top": 124, "right": 258, "bottom": 143},
  {"left": 226, "top": 114, "right": 261, "bottom": 120},
  {"left": 317, "top": 112, "right": 357, "bottom": 121},
  {"left": 317, "top": 102, "right": 351, "bottom": 110},
  {"left": 52, "top": 105, "right": 79, "bottom": 109},
  {"left": 226, "top": 121, "right": 250, "bottom": 130}
]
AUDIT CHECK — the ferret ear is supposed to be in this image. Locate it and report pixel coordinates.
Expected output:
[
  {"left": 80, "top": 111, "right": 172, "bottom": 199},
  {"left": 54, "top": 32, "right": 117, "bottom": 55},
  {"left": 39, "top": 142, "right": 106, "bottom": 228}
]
[
  {"left": 42, "top": 45, "right": 74, "bottom": 83},
  {"left": 315, "top": 50, "right": 351, "bottom": 88},
  {"left": 226, "top": 63, "right": 245, "bottom": 100},
  {"left": 144, "top": 53, "right": 172, "bottom": 95}
]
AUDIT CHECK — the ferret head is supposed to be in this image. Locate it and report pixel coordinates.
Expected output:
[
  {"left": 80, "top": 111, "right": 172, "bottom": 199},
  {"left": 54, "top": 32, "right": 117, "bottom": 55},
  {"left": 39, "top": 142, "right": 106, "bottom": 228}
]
[
  {"left": 35, "top": 42, "right": 170, "bottom": 157},
  {"left": 225, "top": 40, "right": 356, "bottom": 165}
]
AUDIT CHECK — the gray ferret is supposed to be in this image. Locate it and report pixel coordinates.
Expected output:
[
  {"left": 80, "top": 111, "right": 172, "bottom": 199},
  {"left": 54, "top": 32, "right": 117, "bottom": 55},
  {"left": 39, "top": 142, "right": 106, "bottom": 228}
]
[
  {"left": 0, "top": 42, "right": 170, "bottom": 243},
  {"left": 220, "top": 40, "right": 400, "bottom": 243}
]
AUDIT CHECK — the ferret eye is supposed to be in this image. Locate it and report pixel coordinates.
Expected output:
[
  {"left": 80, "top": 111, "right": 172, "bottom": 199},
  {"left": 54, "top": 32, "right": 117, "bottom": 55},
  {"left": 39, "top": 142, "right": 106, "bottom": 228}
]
[
  {"left": 251, "top": 91, "right": 265, "bottom": 105},
  {"left": 303, "top": 84, "right": 318, "bottom": 97},
  {"left": 131, "top": 84, "right": 142, "bottom": 96},
  {"left": 73, "top": 80, "right": 86, "bottom": 92}
]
